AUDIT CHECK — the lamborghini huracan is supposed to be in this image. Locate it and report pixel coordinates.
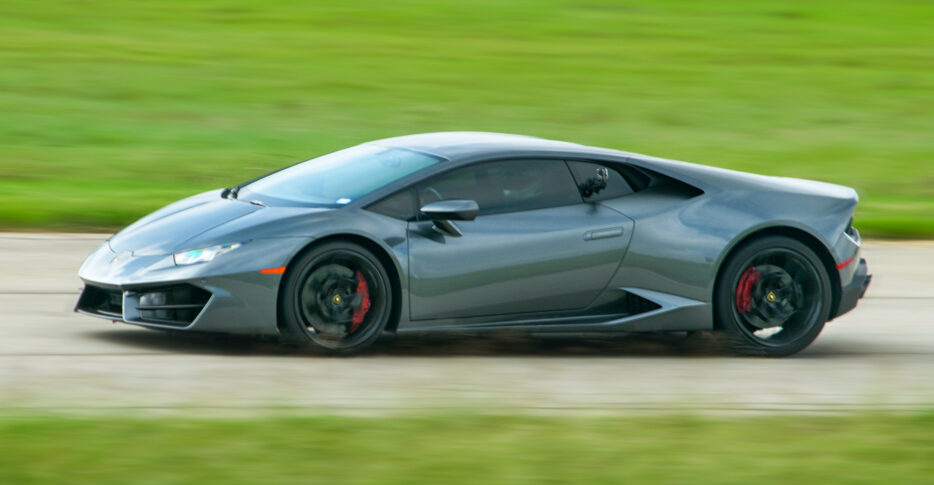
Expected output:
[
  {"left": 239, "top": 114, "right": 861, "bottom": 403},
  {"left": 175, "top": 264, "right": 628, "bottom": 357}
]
[{"left": 77, "top": 132, "right": 871, "bottom": 356}]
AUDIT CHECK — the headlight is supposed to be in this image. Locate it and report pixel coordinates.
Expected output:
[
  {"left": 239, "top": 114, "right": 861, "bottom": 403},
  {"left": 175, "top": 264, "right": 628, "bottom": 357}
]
[{"left": 173, "top": 242, "right": 243, "bottom": 266}]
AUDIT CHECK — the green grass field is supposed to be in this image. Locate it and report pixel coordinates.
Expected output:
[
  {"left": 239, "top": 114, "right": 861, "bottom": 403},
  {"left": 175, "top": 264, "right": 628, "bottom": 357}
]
[
  {"left": 1, "top": 0, "right": 932, "bottom": 235},
  {"left": 0, "top": 414, "right": 932, "bottom": 484}
]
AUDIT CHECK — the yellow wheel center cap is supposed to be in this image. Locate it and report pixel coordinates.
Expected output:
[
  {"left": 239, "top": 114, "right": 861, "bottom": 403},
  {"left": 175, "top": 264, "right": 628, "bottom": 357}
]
[
  {"left": 332, "top": 294, "right": 342, "bottom": 304},
  {"left": 767, "top": 292, "right": 777, "bottom": 303}
]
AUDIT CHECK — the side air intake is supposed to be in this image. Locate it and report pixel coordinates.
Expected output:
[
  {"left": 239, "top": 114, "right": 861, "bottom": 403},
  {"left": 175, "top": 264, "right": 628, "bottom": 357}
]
[{"left": 620, "top": 291, "right": 662, "bottom": 316}]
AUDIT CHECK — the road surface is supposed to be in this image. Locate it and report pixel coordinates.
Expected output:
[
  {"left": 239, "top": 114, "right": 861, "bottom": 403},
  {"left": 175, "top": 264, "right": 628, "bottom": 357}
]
[{"left": 1, "top": 233, "right": 932, "bottom": 415}]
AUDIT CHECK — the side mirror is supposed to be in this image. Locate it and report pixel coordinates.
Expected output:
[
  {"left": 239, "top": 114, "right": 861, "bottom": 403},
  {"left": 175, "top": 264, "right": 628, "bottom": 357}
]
[
  {"left": 580, "top": 167, "right": 609, "bottom": 198},
  {"left": 420, "top": 199, "right": 479, "bottom": 221},
  {"left": 419, "top": 200, "right": 478, "bottom": 237}
]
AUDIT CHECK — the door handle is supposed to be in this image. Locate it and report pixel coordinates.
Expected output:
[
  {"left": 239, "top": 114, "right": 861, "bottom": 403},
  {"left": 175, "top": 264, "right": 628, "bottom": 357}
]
[{"left": 584, "top": 227, "right": 624, "bottom": 241}]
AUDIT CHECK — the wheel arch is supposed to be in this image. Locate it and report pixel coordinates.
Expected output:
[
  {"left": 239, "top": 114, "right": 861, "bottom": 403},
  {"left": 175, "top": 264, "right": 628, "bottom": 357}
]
[
  {"left": 711, "top": 225, "right": 841, "bottom": 329},
  {"left": 277, "top": 233, "right": 404, "bottom": 334}
]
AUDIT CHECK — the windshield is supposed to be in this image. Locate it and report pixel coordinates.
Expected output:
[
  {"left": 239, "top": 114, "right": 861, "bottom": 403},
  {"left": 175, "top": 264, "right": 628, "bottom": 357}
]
[{"left": 239, "top": 144, "right": 441, "bottom": 206}]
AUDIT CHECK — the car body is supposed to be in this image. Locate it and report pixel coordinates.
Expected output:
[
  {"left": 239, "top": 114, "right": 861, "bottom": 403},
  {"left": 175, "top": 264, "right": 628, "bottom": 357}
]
[{"left": 76, "top": 132, "right": 871, "bottom": 355}]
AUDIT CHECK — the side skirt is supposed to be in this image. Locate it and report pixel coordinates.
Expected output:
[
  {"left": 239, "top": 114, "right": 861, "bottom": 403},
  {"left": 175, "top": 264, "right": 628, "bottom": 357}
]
[{"left": 398, "top": 288, "right": 711, "bottom": 334}]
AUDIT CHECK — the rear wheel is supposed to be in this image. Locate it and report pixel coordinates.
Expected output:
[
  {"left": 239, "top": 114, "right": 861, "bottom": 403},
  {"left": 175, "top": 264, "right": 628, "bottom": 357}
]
[
  {"left": 280, "top": 241, "right": 392, "bottom": 353},
  {"left": 715, "top": 236, "right": 831, "bottom": 357}
]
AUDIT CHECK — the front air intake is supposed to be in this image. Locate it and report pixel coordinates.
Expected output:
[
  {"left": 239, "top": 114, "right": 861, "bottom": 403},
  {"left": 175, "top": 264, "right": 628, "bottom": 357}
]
[
  {"left": 130, "top": 284, "right": 212, "bottom": 327},
  {"left": 76, "top": 285, "right": 124, "bottom": 319}
]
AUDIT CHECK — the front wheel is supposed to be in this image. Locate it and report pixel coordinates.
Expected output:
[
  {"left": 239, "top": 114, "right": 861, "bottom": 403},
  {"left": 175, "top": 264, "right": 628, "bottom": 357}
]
[
  {"left": 714, "top": 236, "right": 832, "bottom": 357},
  {"left": 279, "top": 241, "right": 393, "bottom": 353}
]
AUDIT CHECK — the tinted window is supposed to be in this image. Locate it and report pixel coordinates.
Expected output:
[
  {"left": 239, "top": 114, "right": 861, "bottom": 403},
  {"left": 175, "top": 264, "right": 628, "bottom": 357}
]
[
  {"left": 367, "top": 188, "right": 418, "bottom": 220},
  {"left": 567, "top": 161, "right": 635, "bottom": 201},
  {"left": 240, "top": 145, "right": 441, "bottom": 206},
  {"left": 418, "top": 160, "right": 581, "bottom": 215}
]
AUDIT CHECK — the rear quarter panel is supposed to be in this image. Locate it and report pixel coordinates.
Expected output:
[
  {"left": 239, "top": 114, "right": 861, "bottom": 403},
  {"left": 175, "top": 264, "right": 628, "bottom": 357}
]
[{"left": 600, "top": 162, "right": 858, "bottom": 322}]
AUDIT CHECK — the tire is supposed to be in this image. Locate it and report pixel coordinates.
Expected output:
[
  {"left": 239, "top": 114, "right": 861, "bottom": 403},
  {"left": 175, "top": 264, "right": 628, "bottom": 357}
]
[
  {"left": 279, "top": 241, "right": 393, "bottom": 353},
  {"left": 714, "top": 235, "right": 832, "bottom": 357}
]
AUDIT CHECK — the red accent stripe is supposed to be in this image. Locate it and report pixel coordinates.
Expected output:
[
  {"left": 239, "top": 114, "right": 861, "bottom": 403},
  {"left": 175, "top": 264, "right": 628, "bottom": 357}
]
[
  {"left": 836, "top": 256, "right": 855, "bottom": 270},
  {"left": 259, "top": 266, "right": 286, "bottom": 275}
]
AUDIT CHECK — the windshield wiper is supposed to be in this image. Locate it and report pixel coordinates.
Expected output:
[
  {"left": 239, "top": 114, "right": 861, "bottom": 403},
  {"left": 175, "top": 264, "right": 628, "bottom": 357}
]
[
  {"left": 222, "top": 185, "right": 265, "bottom": 207},
  {"left": 221, "top": 185, "right": 242, "bottom": 200}
]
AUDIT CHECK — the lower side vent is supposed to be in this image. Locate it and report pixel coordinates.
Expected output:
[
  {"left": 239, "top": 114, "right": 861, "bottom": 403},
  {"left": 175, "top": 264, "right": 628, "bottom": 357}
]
[{"left": 620, "top": 291, "right": 661, "bottom": 316}]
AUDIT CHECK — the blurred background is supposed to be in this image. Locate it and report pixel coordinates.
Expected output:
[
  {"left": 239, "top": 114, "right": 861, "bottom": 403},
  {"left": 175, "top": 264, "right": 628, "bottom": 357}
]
[
  {"left": 1, "top": 1, "right": 933, "bottom": 483},
  {"left": 1, "top": 0, "right": 931, "bottom": 236}
]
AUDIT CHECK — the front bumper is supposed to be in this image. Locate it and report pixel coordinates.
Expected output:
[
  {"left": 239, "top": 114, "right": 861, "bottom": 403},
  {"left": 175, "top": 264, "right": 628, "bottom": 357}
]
[
  {"left": 74, "top": 237, "right": 309, "bottom": 335},
  {"left": 834, "top": 257, "right": 871, "bottom": 320},
  {"left": 76, "top": 282, "right": 213, "bottom": 329},
  {"left": 75, "top": 276, "right": 281, "bottom": 336}
]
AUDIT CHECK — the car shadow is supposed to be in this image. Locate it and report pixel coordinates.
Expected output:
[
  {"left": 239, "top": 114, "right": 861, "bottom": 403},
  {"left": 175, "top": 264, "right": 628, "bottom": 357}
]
[{"left": 84, "top": 327, "right": 732, "bottom": 358}]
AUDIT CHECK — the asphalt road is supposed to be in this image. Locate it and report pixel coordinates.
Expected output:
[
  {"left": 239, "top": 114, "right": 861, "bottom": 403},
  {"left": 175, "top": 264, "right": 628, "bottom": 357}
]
[{"left": 1, "top": 233, "right": 932, "bottom": 416}]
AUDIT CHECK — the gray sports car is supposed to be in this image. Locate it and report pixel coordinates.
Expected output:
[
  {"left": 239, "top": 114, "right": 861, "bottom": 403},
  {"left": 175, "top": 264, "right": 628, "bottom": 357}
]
[{"left": 77, "top": 132, "right": 871, "bottom": 356}]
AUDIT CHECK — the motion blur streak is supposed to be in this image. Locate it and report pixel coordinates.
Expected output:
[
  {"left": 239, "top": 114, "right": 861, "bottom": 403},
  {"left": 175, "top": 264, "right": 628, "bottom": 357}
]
[
  {"left": 0, "top": 1, "right": 931, "bottom": 236},
  {"left": 1, "top": 233, "right": 932, "bottom": 415}
]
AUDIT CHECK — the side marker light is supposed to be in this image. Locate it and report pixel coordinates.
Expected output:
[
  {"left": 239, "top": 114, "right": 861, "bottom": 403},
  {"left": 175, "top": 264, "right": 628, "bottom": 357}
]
[
  {"left": 259, "top": 267, "right": 286, "bottom": 275},
  {"left": 836, "top": 256, "right": 855, "bottom": 270}
]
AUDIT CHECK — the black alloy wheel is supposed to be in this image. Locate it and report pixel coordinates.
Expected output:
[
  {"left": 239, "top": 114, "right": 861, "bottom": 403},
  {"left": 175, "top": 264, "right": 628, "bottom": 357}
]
[
  {"left": 715, "top": 236, "right": 831, "bottom": 356},
  {"left": 280, "top": 241, "right": 392, "bottom": 352}
]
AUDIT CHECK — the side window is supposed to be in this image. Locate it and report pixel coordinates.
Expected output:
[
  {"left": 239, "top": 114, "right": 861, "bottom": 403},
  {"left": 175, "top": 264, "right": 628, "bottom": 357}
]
[
  {"left": 366, "top": 188, "right": 418, "bottom": 220},
  {"left": 567, "top": 161, "right": 635, "bottom": 201},
  {"left": 418, "top": 160, "right": 581, "bottom": 215}
]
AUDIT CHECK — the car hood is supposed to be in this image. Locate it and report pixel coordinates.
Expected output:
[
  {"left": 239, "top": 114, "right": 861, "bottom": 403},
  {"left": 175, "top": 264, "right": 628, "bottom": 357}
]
[{"left": 109, "top": 190, "right": 262, "bottom": 255}]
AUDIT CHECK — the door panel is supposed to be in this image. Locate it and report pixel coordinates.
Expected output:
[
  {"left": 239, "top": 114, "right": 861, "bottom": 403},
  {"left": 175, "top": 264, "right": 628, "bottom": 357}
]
[{"left": 408, "top": 203, "right": 633, "bottom": 321}]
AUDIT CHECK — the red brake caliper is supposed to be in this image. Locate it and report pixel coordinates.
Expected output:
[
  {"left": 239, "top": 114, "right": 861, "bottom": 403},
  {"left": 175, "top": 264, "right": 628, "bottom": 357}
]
[
  {"left": 350, "top": 271, "right": 371, "bottom": 332},
  {"left": 736, "top": 267, "right": 761, "bottom": 315}
]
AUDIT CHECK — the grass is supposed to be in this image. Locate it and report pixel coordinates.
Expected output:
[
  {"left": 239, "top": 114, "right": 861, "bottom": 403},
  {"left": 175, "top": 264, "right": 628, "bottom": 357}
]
[
  {"left": 0, "top": 414, "right": 931, "bottom": 484},
  {"left": 0, "top": 0, "right": 932, "bottom": 236}
]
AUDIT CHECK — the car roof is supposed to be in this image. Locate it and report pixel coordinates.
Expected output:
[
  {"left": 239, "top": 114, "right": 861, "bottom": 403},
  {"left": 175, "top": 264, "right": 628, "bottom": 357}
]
[{"left": 370, "top": 131, "right": 627, "bottom": 161}]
